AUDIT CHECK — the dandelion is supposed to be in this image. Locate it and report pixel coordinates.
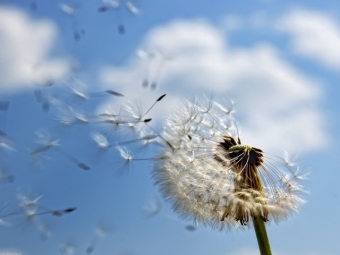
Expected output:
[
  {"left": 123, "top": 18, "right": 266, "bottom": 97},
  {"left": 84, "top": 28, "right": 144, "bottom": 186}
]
[{"left": 151, "top": 96, "right": 306, "bottom": 255}]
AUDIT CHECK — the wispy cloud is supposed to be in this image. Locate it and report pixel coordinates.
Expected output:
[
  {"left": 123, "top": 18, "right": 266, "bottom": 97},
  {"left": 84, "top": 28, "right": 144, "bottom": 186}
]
[
  {"left": 0, "top": 7, "right": 70, "bottom": 92},
  {"left": 277, "top": 9, "right": 340, "bottom": 70},
  {"left": 99, "top": 19, "right": 328, "bottom": 155}
]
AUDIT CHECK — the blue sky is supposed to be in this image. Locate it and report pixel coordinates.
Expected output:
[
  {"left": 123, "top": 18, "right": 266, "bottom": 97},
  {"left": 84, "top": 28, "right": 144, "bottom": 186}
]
[{"left": 1, "top": 0, "right": 340, "bottom": 255}]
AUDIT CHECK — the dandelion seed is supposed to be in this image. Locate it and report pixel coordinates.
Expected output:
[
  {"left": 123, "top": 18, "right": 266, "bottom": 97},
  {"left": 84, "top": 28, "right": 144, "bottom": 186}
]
[
  {"left": 17, "top": 193, "right": 43, "bottom": 209},
  {"left": 59, "top": 2, "right": 84, "bottom": 41},
  {"left": 111, "top": 95, "right": 165, "bottom": 136},
  {"left": 56, "top": 104, "right": 90, "bottom": 126},
  {"left": 185, "top": 225, "right": 196, "bottom": 232},
  {"left": 67, "top": 79, "right": 123, "bottom": 100},
  {"left": 50, "top": 207, "right": 77, "bottom": 217},
  {"left": 59, "top": 242, "right": 75, "bottom": 255},
  {"left": 143, "top": 198, "right": 161, "bottom": 218},
  {"left": 67, "top": 79, "right": 89, "bottom": 100},
  {"left": 59, "top": 3, "right": 76, "bottom": 15},
  {"left": 105, "top": 90, "right": 124, "bottom": 97},
  {"left": 92, "top": 132, "right": 110, "bottom": 149},
  {"left": 152, "top": 96, "right": 306, "bottom": 232},
  {"left": 97, "top": 107, "right": 130, "bottom": 136},
  {"left": 86, "top": 225, "right": 110, "bottom": 254},
  {"left": 126, "top": 1, "right": 140, "bottom": 14},
  {"left": 0, "top": 204, "right": 17, "bottom": 226},
  {"left": 101, "top": 0, "right": 120, "bottom": 9},
  {"left": 34, "top": 89, "right": 50, "bottom": 112},
  {"left": 31, "top": 130, "right": 90, "bottom": 170},
  {"left": 116, "top": 145, "right": 131, "bottom": 159},
  {"left": 284, "top": 150, "right": 298, "bottom": 167},
  {"left": 39, "top": 223, "right": 51, "bottom": 240},
  {"left": 214, "top": 98, "right": 235, "bottom": 115},
  {"left": 0, "top": 134, "right": 15, "bottom": 152},
  {"left": 98, "top": 0, "right": 140, "bottom": 34},
  {"left": 14, "top": 192, "right": 77, "bottom": 238},
  {"left": 137, "top": 50, "right": 155, "bottom": 88},
  {"left": 137, "top": 50, "right": 170, "bottom": 90},
  {"left": 115, "top": 144, "right": 153, "bottom": 175},
  {"left": 13, "top": 193, "right": 51, "bottom": 236}
]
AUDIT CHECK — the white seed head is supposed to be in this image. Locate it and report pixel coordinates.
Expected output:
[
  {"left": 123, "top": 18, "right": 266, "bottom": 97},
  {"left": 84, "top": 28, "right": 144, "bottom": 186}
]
[{"left": 153, "top": 96, "right": 305, "bottom": 230}]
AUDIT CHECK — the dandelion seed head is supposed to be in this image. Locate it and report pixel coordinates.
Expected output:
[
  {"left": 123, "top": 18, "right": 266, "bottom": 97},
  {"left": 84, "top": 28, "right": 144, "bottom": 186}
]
[{"left": 153, "top": 96, "right": 306, "bottom": 230}]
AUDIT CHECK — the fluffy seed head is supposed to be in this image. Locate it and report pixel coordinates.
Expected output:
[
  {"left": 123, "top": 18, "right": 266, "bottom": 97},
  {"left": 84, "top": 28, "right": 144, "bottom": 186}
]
[{"left": 153, "top": 96, "right": 305, "bottom": 230}]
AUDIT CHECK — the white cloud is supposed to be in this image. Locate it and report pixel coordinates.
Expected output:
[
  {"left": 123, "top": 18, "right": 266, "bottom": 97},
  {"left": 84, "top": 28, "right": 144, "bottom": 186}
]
[
  {"left": 99, "top": 19, "right": 328, "bottom": 155},
  {"left": 277, "top": 9, "right": 340, "bottom": 69},
  {"left": 0, "top": 7, "right": 70, "bottom": 92}
]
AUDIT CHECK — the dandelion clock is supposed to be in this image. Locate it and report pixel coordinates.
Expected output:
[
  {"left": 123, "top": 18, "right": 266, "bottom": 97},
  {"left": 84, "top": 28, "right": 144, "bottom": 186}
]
[{"left": 150, "top": 96, "right": 306, "bottom": 255}]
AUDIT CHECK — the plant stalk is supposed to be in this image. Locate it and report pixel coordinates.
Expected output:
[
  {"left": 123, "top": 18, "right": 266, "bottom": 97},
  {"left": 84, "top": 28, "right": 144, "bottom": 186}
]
[{"left": 253, "top": 217, "right": 272, "bottom": 255}]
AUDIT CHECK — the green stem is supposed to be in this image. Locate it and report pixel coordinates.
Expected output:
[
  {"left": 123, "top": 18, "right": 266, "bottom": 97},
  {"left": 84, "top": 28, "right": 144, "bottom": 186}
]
[{"left": 253, "top": 217, "right": 272, "bottom": 255}]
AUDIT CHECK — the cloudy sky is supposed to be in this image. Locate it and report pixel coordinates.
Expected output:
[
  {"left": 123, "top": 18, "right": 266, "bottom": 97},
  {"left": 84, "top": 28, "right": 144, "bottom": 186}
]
[{"left": 0, "top": 0, "right": 340, "bottom": 255}]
